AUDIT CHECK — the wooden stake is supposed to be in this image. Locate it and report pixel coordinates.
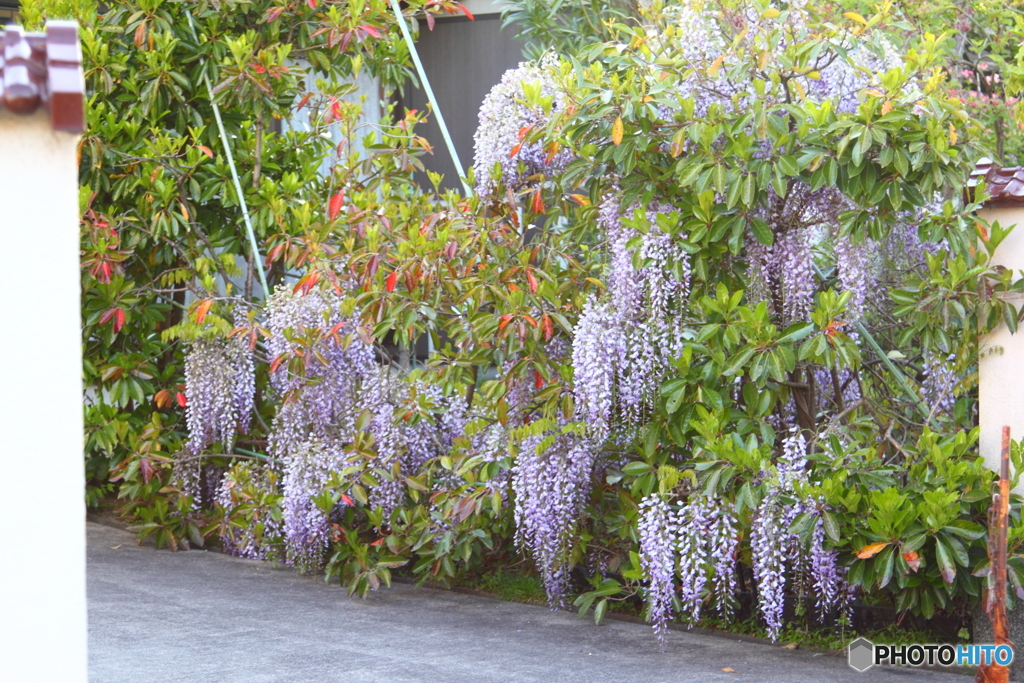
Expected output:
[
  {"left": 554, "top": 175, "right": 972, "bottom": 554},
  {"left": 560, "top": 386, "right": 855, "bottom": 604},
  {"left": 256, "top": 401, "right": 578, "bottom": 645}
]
[{"left": 977, "top": 425, "right": 1012, "bottom": 683}]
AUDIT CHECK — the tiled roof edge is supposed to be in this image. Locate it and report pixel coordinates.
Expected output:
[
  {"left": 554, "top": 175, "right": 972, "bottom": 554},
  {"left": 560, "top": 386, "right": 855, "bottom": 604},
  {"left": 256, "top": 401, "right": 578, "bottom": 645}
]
[
  {"left": 0, "top": 21, "right": 84, "bottom": 133},
  {"left": 970, "top": 158, "right": 1024, "bottom": 206}
]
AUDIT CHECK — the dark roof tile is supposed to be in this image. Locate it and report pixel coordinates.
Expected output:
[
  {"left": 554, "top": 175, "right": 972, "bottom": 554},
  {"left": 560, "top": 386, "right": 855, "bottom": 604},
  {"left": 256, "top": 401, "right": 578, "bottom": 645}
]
[
  {"left": 970, "top": 159, "right": 1024, "bottom": 206},
  {"left": 0, "top": 21, "right": 84, "bottom": 133}
]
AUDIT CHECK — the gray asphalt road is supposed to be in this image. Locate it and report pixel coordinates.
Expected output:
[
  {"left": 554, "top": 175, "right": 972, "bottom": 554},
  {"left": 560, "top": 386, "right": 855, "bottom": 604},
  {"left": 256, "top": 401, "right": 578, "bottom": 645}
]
[{"left": 86, "top": 521, "right": 972, "bottom": 683}]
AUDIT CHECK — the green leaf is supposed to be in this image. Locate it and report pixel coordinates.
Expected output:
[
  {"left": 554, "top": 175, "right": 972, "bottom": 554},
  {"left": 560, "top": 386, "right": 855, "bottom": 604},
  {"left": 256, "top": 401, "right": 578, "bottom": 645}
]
[
  {"left": 822, "top": 510, "right": 841, "bottom": 544},
  {"left": 777, "top": 322, "right": 814, "bottom": 344},
  {"left": 594, "top": 598, "right": 608, "bottom": 625},
  {"left": 934, "top": 537, "right": 957, "bottom": 584},
  {"left": 750, "top": 218, "right": 774, "bottom": 246}
]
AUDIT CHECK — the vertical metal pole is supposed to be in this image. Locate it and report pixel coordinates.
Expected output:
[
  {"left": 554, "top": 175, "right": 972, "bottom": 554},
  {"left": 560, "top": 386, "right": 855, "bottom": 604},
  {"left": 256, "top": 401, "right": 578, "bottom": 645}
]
[{"left": 388, "top": 0, "right": 472, "bottom": 196}]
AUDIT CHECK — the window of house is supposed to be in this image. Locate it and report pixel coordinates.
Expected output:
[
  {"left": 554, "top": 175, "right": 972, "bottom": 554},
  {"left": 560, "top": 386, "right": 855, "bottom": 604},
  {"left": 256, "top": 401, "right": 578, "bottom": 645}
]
[{"left": 0, "top": 0, "right": 18, "bottom": 25}]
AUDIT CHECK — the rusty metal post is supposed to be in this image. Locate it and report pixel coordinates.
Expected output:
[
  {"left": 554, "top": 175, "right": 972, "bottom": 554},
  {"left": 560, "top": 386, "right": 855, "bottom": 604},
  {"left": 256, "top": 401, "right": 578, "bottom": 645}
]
[{"left": 978, "top": 425, "right": 1012, "bottom": 683}]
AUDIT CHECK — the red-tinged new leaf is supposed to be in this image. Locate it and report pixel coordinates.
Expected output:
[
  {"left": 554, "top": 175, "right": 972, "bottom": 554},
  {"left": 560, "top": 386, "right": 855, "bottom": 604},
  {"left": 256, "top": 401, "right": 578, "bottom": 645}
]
[
  {"left": 328, "top": 321, "right": 347, "bottom": 340},
  {"left": 154, "top": 389, "right": 170, "bottom": 409},
  {"left": 264, "top": 5, "right": 286, "bottom": 22},
  {"left": 385, "top": 271, "right": 398, "bottom": 293},
  {"left": 265, "top": 244, "right": 283, "bottom": 269},
  {"left": 99, "top": 308, "right": 117, "bottom": 325},
  {"left": 456, "top": 2, "right": 474, "bottom": 20},
  {"left": 361, "top": 25, "right": 381, "bottom": 38},
  {"left": 296, "top": 92, "right": 313, "bottom": 111},
  {"left": 176, "top": 391, "right": 187, "bottom": 408},
  {"left": 531, "top": 189, "right": 545, "bottom": 214},
  {"left": 903, "top": 550, "right": 921, "bottom": 572},
  {"left": 305, "top": 0, "right": 316, "bottom": 8},
  {"left": 197, "top": 145, "right": 214, "bottom": 159},
  {"left": 133, "top": 20, "right": 146, "bottom": 49},
  {"left": 371, "top": 538, "right": 385, "bottom": 547},
  {"left": 498, "top": 314, "right": 513, "bottom": 330},
  {"left": 523, "top": 315, "right": 538, "bottom": 328},
  {"left": 517, "top": 125, "right": 533, "bottom": 142},
  {"left": 545, "top": 141, "right": 560, "bottom": 166},
  {"left": 113, "top": 308, "right": 125, "bottom": 333},
  {"left": 139, "top": 457, "right": 154, "bottom": 484},
  {"left": 328, "top": 191, "right": 345, "bottom": 221},
  {"left": 526, "top": 269, "right": 538, "bottom": 294},
  {"left": 341, "top": 494, "right": 355, "bottom": 506},
  {"left": 534, "top": 370, "right": 544, "bottom": 389},
  {"left": 269, "top": 354, "right": 287, "bottom": 374},
  {"left": 292, "top": 271, "right": 321, "bottom": 296},
  {"left": 425, "top": 11, "right": 435, "bottom": 31},
  {"left": 542, "top": 313, "right": 553, "bottom": 340},
  {"left": 509, "top": 143, "right": 522, "bottom": 158},
  {"left": 195, "top": 299, "right": 213, "bottom": 324},
  {"left": 568, "top": 194, "right": 590, "bottom": 206}
]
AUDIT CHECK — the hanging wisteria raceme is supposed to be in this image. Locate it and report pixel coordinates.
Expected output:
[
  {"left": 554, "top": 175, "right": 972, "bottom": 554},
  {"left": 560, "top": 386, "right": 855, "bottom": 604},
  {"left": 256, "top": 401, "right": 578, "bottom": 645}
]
[
  {"left": 750, "top": 431, "right": 846, "bottom": 640},
  {"left": 602, "top": 195, "right": 644, "bottom": 319},
  {"left": 264, "top": 287, "right": 377, "bottom": 461},
  {"left": 676, "top": 498, "right": 712, "bottom": 625},
  {"left": 184, "top": 336, "right": 255, "bottom": 456},
  {"left": 571, "top": 299, "right": 623, "bottom": 441},
  {"left": 709, "top": 501, "right": 739, "bottom": 619},
  {"left": 809, "top": 512, "right": 840, "bottom": 620},
  {"left": 473, "top": 54, "right": 573, "bottom": 197},
  {"left": 922, "top": 352, "right": 958, "bottom": 417},
  {"left": 750, "top": 488, "right": 790, "bottom": 642},
  {"left": 573, "top": 200, "right": 692, "bottom": 435},
  {"left": 835, "top": 234, "right": 876, "bottom": 323},
  {"left": 637, "top": 494, "right": 740, "bottom": 639},
  {"left": 282, "top": 438, "right": 347, "bottom": 571},
  {"left": 512, "top": 425, "right": 598, "bottom": 606},
  {"left": 638, "top": 495, "right": 676, "bottom": 643},
  {"left": 778, "top": 229, "right": 816, "bottom": 324}
]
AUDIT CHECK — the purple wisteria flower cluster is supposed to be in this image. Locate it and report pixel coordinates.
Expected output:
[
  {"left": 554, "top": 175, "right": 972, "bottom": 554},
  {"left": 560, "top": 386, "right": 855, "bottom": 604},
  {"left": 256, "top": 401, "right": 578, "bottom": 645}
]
[
  {"left": 512, "top": 424, "right": 598, "bottom": 606},
  {"left": 473, "top": 55, "right": 573, "bottom": 197},
  {"left": 184, "top": 336, "right": 255, "bottom": 455},
  {"left": 572, "top": 198, "right": 692, "bottom": 437},
  {"left": 188, "top": 286, "right": 482, "bottom": 572},
  {"left": 922, "top": 352, "right": 958, "bottom": 417},
  {"left": 750, "top": 431, "right": 847, "bottom": 640},
  {"left": 835, "top": 235, "right": 876, "bottom": 323},
  {"left": 638, "top": 495, "right": 677, "bottom": 642},
  {"left": 638, "top": 493, "right": 740, "bottom": 643},
  {"left": 263, "top": 287, "right": 377, "bottom": 459}
]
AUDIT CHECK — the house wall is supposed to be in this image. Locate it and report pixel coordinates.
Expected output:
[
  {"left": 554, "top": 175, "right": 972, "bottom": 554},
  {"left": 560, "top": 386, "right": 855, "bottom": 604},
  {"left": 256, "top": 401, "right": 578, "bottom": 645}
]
[
  {"left": 0, "top": 0, "right": 17, "bottom": 25},
  {"left": 0, "top": 109, "right": 87, "bottom": 683},
  {"left": 978, "top": 205, "right": 1024, "bottom": 491},
  {"left": 398, "top": 12, "right": 526, "bottom": 192}
]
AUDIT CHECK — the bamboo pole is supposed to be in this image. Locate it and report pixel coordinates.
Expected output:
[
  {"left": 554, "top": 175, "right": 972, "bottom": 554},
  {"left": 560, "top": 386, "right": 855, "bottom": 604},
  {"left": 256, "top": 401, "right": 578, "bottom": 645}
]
[{"left": 185, "top": 11, "right": 270, "bottom": 299}]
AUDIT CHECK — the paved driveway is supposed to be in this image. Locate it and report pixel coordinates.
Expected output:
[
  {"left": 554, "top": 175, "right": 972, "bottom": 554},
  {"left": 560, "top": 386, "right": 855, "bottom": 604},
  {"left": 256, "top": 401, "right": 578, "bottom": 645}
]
[{"left": 86, "top": 522, "right": 973, "bottom": 683}]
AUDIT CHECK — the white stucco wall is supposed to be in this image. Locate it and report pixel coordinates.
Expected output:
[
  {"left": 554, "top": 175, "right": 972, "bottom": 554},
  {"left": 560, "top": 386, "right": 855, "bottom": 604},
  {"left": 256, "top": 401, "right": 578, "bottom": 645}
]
[
  {"left": 0, "top": 110, "right": 87, "bottom": 682},
  {"left": 978, "top": 206, "right": 1024, "bottom": 491}
]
